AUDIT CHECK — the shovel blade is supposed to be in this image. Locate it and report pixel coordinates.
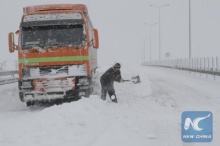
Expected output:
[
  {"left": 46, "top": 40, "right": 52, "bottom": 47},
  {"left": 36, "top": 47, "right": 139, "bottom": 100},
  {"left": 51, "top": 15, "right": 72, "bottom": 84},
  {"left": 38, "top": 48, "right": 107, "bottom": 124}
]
[{"left": 131, "top": 75, "right": 141, "bottom": 84}]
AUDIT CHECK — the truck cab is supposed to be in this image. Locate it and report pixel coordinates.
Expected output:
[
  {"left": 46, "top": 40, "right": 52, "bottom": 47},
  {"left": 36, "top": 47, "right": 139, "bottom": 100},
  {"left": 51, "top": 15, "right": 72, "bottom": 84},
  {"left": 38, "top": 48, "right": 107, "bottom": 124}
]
[{"left": 8, "top": 4, "right": 99, "bottom": 106}]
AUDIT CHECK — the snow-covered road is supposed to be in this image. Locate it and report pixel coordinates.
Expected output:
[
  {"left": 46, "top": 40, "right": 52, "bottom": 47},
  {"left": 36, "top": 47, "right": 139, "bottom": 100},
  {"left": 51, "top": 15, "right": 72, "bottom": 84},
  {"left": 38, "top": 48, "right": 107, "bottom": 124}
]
[{"left": 0, "top": 66, "right": 219, "bottom": 146}]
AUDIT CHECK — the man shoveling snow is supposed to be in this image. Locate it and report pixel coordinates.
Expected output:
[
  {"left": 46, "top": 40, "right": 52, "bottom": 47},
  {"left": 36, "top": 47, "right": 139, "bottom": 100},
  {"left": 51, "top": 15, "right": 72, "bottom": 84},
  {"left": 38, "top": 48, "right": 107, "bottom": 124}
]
[
  {"left": 100, "top": 63, "right": 141, "bottom": 103},
  {"left": 100, "top": 63, "right": 124, "bottom": 103}
]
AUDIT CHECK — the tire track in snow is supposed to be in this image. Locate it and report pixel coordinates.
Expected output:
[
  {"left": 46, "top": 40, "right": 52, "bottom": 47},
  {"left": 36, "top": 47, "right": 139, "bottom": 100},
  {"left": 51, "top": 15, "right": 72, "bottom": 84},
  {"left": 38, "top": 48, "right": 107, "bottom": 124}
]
[{"left": 141, "top": 66, "right": 220, "bottom": 146}]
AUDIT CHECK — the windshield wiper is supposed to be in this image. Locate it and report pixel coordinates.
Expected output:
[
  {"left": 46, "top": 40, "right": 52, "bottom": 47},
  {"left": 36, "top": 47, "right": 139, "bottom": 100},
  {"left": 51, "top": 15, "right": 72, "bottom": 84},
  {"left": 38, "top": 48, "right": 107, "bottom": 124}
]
[
  {"left": 22, "top": 43, "right": 44, "bottom": 49},
  {"left": 47, "top": 43, "right": 61, "bottom": 47}
]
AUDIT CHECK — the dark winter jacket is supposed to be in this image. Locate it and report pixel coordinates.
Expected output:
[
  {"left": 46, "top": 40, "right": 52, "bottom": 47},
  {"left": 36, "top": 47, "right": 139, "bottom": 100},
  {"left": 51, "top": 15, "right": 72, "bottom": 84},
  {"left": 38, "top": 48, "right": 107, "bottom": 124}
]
[{"left": 100, "top": 67, "right": 122, "bottom": 85}]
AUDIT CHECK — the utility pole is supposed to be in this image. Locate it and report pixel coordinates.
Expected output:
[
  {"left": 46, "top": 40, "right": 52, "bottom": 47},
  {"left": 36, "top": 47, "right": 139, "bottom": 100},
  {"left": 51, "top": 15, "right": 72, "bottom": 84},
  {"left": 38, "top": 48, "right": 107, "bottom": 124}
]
[
  {"left": 144, "top": 23, "right": 157, "bottom": 61},
  {"left": 189, "top": 0, "right": 192, "bottom": 58},
  {"left": 149, "top": 4, "right": 169, "bottom": 61}
]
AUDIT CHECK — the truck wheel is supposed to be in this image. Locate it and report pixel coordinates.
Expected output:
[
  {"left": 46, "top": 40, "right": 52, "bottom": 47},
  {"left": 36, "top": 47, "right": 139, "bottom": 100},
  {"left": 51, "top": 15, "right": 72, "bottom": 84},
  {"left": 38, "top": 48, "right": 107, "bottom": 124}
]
[
  {"left": 85, "top": 87, "right": 93, "bottom": 98},
  {"left": 26, "top": 101, "right": 34, "bottom": 107},
  {"left": 19, "top": 92, "right": 24, "bottom": 102}
]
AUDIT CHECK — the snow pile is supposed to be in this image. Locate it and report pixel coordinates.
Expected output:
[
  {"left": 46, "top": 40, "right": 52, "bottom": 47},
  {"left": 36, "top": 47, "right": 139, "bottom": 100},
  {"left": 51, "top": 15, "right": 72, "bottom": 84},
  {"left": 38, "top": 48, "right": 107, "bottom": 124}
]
[{"left": 0, "top": 66, "right": 220, "bottom": 146}]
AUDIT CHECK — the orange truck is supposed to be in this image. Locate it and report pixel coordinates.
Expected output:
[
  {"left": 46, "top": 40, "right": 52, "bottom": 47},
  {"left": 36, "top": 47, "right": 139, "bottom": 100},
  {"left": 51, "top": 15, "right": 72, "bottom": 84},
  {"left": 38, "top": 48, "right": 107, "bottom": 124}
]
[{"left": 8, "top": 4, "right": 99, "bottom": 106}]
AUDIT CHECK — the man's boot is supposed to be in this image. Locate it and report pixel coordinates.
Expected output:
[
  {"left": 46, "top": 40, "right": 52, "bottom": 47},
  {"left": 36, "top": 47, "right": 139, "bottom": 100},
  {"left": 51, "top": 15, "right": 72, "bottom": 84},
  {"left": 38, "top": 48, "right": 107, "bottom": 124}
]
[
  {"left": 101, "top": 94, "right": 106, "bottom": 100},
  {"left": 110, "top": 95, "right": 118, "bottom": 103},
  {"left": 101, "top": 90, "right": 106, "bottom": 100}
]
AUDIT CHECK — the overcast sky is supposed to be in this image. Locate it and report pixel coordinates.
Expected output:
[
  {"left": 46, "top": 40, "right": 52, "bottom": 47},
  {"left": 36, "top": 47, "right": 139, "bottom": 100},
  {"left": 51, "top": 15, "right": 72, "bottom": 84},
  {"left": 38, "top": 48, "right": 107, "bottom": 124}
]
[{"left": 1, "top": 0, "right": 220, "bottom": 67}]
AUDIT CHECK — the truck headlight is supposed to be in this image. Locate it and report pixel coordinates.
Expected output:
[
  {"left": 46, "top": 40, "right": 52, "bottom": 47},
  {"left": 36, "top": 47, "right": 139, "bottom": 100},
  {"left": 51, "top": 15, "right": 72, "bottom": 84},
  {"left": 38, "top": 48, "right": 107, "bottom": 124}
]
[
  {"left": 78, "top": 78, "right": 89, "bottom": 85},
  {"left": 22, "top": 68, "right": 30, "bottom": 77},
  {"left": 22, "top": 81, "right": 32, "bottom": 88}
]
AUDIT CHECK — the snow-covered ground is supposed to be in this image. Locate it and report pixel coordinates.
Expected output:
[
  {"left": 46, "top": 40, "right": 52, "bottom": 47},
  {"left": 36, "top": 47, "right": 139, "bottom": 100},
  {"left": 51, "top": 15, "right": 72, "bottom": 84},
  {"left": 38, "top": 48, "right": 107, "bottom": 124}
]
[{"left": 0, "top": 66, "right": 219, "bottom": 146}]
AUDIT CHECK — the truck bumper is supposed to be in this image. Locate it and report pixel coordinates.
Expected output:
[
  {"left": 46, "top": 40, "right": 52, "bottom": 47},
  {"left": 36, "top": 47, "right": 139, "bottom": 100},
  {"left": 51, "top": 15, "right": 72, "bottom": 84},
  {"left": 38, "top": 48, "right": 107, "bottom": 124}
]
[
  {"left": 19, "top": 77, "right": 92, "bottom": 102},
  {"left": 19, "top": 87, "right": 91, "bottom": 102},
  {"left": 19, "top": 90, "right": 78, "bottom": 102}
]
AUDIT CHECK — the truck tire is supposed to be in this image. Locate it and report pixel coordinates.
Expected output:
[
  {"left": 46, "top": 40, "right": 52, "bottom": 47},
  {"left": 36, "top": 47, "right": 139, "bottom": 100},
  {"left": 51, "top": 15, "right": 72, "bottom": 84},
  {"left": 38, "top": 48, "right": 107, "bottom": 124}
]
[
  {"left": 19, "top": 92, "right": 24, "bottom": 102},
  {"left": 85, "top": 87, "right": 93, "bottom": 98},
  {"left": 26, "top": 101, "right": 34, "bottom": 107}
]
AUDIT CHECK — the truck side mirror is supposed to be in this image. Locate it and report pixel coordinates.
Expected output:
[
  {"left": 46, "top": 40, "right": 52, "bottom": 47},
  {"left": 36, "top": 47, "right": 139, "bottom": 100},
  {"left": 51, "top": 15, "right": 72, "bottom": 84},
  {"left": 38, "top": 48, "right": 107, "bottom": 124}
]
[
  {"left": 8, "top": 32, "right": 15, "bottom": 53},
  {"left": 15, "top": 30, "right": 20, "bottom": 35},
  {"left": 93, "top": 29, "right": 99, "bottom": 49}
]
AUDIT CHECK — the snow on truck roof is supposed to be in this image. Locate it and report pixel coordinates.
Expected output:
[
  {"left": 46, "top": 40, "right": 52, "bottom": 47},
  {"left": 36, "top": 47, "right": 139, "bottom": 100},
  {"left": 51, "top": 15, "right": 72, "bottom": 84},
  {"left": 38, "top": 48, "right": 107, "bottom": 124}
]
[{"left": 23, "top": 4, "right": 88, "bottom": 15}]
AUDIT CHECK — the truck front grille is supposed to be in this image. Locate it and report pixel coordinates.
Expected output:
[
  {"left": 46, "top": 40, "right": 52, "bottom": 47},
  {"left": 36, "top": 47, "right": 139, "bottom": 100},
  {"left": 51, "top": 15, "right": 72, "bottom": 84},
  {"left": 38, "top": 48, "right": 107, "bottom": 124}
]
[
  {"left": 39, "top": 66, "right": 68, "bottom": 76},
  {"left": 24, "top": 64, "right": 87, "bottom": 79}
]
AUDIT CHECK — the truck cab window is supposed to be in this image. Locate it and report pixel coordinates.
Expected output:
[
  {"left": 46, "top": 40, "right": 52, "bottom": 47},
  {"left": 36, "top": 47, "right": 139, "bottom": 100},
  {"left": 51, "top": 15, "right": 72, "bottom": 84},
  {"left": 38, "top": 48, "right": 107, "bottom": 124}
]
[{"left": 21, "top": 24, "right": 86, "bottom": 49}]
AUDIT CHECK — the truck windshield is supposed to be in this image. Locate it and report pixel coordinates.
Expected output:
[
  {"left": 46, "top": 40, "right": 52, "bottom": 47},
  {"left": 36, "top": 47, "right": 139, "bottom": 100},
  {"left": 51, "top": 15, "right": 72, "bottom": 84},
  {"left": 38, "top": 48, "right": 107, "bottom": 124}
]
[{"left": 21, "top": 24, "right": 86, "bottom": 49}]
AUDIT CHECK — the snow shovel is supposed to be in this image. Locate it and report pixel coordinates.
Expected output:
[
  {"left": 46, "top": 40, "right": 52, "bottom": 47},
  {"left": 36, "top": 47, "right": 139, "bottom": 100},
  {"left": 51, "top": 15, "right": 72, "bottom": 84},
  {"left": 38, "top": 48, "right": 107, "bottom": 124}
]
[{"left": 123, "top": 75, "right": 141, "bottom": 84}]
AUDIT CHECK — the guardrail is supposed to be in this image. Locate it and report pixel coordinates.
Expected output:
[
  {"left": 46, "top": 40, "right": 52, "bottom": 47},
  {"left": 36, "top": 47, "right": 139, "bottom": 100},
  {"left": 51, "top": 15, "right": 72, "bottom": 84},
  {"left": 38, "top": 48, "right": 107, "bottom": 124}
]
[
  {"left": 0, "top": 70, "right": 18, "bottom": 76},
  {"left": 142, "top": 57, "right": 220, "bottom": 76},
  {"left": 0, "top": 70, "right": 18, "bottom": 85}
]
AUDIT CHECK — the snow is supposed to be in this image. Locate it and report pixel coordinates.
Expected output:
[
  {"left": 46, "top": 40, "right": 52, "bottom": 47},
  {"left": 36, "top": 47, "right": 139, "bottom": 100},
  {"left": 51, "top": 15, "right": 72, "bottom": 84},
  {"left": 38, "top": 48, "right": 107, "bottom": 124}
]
[
  {"left": 1, "top": 1, "right": 220, "bottom": 145},
  {"left": 23, "top": 13, "right": 82, "bottom": 22},
  {"left": 0, "top": 66, "right": 219, "bottom": 146}
]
